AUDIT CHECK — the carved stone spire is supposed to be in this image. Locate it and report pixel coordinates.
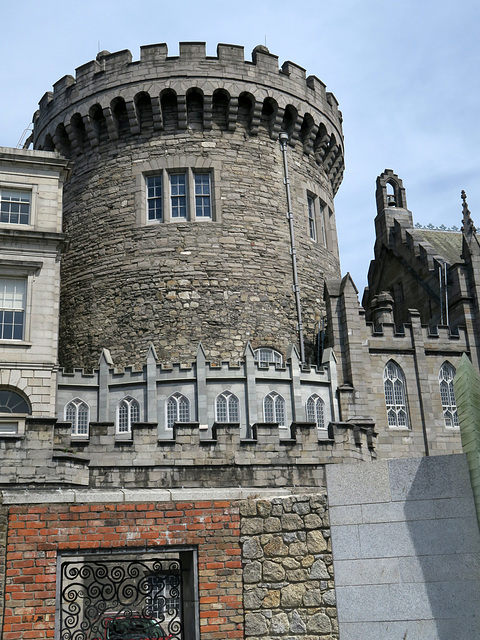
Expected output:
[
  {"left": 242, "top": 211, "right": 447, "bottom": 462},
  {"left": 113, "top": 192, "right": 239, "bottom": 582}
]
[{"left": 461, "top": 190, "right": 476, "bottom": 239}]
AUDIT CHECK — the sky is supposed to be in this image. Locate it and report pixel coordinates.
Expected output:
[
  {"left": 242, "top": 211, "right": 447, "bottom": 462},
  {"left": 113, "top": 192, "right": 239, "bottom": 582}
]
[{"left": 1, "top": 0, "right": 479, "bottom": 292}]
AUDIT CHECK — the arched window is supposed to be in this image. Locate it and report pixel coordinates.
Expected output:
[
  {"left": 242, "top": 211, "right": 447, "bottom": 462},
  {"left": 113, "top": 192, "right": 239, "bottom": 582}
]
[
  {"left": 306, "top": 394, "right": 326, "bottom": 430},
  {"left": 0, "top": 388, "right": 30, "bottom": 414},
  {"left": 264, "top": 391, "right": 286, "bottom": 427},
  {"left": 0, "top": 388, "right": 31, "bottom": 435},
  {"left": 439, "top": 362, "right": 458, "bottom": 428},
  {"left": 166, "top": 392, "right": 190, "bottom": 429},
  {"left": 65, "top": 398, "right": 89, "bottom": 436},
  {"left": 215, "top": 391, "right": 240, "bottom": 423},
  {"left": 117, "top": 396, "right": 140, "bottom": 434},
  {"left": 384, "top": 361, "right": 409, "bottom": 428},
  {"left": 254, "top": 348, "right": 283, "bottom": 368}
]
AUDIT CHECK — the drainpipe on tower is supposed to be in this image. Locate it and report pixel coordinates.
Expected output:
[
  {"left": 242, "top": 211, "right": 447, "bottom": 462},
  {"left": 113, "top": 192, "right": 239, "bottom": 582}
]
[{"left": 279, "top": 132, "right": 306, "bottom": 365}]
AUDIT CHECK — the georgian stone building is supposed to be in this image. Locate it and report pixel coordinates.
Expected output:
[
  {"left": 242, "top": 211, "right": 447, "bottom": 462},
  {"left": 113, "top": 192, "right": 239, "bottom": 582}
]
[{"left": 0, "top": 43, "right": 479, "bottom": 640}]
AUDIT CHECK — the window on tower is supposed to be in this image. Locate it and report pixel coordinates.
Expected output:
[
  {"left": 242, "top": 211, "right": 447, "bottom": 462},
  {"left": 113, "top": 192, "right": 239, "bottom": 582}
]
[
  {"left": 307, "top": 195, "right": 317, "bottom": 241},
  {"left": 144, "top": 169, "right": 214, "bottom": 224},
  {"left": 146, "top": 175, "right": 162, "bottom": 221},
  {"left": 194, "top": 173, "right": 211, "bottom": 218},
  {"left": 170, "top": 173, "right": 187, "bottom": 219}
]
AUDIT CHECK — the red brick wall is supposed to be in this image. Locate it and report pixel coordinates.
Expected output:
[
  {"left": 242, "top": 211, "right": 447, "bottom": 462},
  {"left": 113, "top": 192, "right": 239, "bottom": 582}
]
[{"left": 3, "top": 500, "right": 243, "bottom": 640}]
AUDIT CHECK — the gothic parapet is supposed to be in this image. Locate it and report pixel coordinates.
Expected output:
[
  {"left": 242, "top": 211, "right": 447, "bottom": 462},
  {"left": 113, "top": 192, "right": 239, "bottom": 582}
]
[{"left": 32, "top": 42, "right": 344, "bottom": 193}]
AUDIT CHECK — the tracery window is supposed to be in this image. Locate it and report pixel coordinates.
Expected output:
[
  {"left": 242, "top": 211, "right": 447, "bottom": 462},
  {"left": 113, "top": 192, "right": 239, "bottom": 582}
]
[
  {"left": 383, "top": 361, "right": 409, "bottom": 428},
  {"left": 117, "top": 396, "right": 140, "bottom": 433},
  {"left": 264, "top": 391, "right": 286, "bottom": 427},
  {"left": 65, "top": 398, "right": 89, "bottom": 436},
  {"left": 439, "top": 362, "right": 458, "bottom": 428},
  {"left": 306, "top": 393, "right": 326, "bottom": 430},
  {"left": 166, "top": 392, "right": 190, "bottom": 429},
  {"left": 254, "top": 348, "right": 283, "bottom": 368},
  {"left": 215, "top": 391, "right": 240, "bottom": 423}
]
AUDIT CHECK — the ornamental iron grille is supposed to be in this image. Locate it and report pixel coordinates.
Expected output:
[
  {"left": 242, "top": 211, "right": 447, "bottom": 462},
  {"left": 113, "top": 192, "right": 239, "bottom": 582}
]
[{"left": 59, "top": 555, "right": 182, "bottom": 640}]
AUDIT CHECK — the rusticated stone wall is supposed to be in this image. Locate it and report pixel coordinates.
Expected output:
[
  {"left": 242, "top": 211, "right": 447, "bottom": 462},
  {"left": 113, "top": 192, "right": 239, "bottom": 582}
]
[{"left": 240, "top": 494, "right": 338, "bottom": 640}]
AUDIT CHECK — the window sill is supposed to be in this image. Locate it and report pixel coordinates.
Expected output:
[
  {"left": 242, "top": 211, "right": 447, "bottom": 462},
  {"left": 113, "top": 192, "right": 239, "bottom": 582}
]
[{"left": 0, "top": 340, "right": 32, "bottom": 347}]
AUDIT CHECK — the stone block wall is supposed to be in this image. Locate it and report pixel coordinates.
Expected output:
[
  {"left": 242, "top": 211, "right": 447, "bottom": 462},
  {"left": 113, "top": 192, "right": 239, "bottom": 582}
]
[
  {"left": 326, "top": 454, "right": 480, "bottom": 640},
  {"left": 240, "top": 494, "right": 338, "bottom": 640}
]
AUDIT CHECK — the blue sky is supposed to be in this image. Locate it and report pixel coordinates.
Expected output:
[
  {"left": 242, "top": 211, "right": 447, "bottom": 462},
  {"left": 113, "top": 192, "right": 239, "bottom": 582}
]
[{"left": 1, "top": 0, "right": 479, "bottom": 291}]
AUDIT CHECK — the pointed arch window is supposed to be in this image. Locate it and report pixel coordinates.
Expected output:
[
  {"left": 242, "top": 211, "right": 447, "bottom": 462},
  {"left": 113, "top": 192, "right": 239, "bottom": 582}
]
[
  {"left": 65, "top": 398, "right": 89, "bottom": 436},
  {"left": 306, "top": 394, "right": 326, "bottom": 430},
  {"left": 166, "top": 392, "right": 190, "bottom": 429},
  {"left": 117, "top": 396, "right": 140, "bottom": 434},
  {"left": 264, "top": 391, "right": 286, "bottom": 427},
  {"left": 439, "top": 362, "right": 458, "bottom": 428},
  {"left": 215, "top": 391, "right": 240, "bottom": 423},
  {"left": 384, "top": 361, "right": 409, "bottom": 428}
]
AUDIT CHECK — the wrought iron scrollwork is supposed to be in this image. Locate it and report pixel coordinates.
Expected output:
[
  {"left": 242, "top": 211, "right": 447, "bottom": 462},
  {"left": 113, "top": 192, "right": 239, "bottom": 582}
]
[{"left": 59, "top": 557, "right": 182, "bottom": 640}]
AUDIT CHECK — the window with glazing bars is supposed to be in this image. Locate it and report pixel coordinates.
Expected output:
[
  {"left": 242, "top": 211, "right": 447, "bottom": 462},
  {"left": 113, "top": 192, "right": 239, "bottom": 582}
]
[
  {"left": 0, "top": 277, "right": 26, "bottom": 340},
  {"left": 166, "top": 392, "right": 190, "bottom": 429},
  {"left": 439, "top": 362, "right": 458, "bottom": 427},
  {"left": 306, "top": 394, "right": 325, "bottom": 429},
  {"left": 264, "top": 391, "right": 286, "bottom": 427},
  {"left": 147, "top": 176, "right": 163, "bottom": 220},
  {"left": 215, "top": 391, "right": 240, "bottom": 423},
  {"left": 65, "top": 398, "right": 90, "bottom": 436},
  {"left": 254, "top": 348, "right": 283, "bottom": 368},
  {"left": 384, "top": 361, "right": 409, "bottom": 428},
  {"left": 0, "top": 189, "right": 31, "bottom": 225},
  {"left": 117, "top": 396, "right": 140, "bottom": 433},
  {"left": 194, "top": 174, "right": 211, "bottom": 218},
  {"left": 170, "top": 174, "right": 187, "bottom": 218}
]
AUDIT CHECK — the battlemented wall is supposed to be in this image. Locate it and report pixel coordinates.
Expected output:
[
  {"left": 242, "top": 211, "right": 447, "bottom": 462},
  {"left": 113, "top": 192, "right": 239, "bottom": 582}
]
[
  {"left": 32, "top": 43, "right": 344, "bottom": 369},
  {"left": 325, "top": 275, "right": 464, "bottom": 460}
]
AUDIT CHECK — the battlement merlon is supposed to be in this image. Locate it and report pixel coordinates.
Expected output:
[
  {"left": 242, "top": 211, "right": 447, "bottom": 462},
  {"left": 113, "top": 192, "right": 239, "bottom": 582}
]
[{"left": 32, "top": 42, "right": 343, "bottom": 146}]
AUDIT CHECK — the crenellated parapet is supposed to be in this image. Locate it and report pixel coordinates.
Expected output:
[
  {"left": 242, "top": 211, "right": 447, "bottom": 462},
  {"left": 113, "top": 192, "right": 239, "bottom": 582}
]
[
  {"left": 0, "top": 415, "right": 376, "bottom": 491},
  {"left": 32, "top": 42, "right": 344, "bottom": 193},
  {"left": 55, "top": 343, "right": 340, "bottom": 440}
]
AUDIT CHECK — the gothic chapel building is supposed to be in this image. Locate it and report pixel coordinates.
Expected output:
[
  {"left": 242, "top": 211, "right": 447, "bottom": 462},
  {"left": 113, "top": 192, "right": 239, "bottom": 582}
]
[{"left": 0, "top": 42, "right": 478, "bottom": 640}]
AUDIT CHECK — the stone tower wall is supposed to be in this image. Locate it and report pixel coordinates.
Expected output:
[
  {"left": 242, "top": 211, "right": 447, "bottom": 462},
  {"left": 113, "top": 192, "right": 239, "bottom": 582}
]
[{"left": 33, "top": 43, "right": 344, "bottom": 368}]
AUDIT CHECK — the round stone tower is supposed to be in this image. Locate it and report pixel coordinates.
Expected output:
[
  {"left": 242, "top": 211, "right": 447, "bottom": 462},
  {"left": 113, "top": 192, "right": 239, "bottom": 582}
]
[{"left": 32, "top": 42, "right": 344, "bottom": 369}]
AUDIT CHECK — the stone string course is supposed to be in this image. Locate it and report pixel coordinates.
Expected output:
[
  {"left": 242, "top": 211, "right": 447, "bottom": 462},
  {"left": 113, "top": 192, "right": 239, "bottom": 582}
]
[{"left": 240, "top": 494, "right": 337, "bottom": 640}]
